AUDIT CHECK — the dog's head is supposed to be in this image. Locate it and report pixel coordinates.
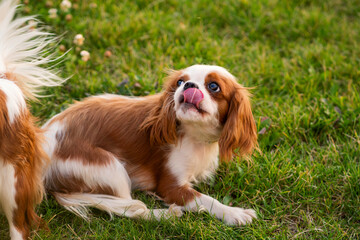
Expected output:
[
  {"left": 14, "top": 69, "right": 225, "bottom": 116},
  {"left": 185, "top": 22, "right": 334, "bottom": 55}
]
[{"left": 144, "top": 65, "right": 257, "bottom": 161}]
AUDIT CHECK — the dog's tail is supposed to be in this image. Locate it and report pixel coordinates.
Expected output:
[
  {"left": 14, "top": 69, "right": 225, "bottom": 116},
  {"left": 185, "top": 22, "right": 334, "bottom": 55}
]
[
  {"left": 53, "top": 192, "right": 183, "bottom": 221},
  {"left": 53, "top": 193, "right": 151, "bottom": 221},
  {"left": 0, "top": 0, "right": 64, "bottom": 99}
]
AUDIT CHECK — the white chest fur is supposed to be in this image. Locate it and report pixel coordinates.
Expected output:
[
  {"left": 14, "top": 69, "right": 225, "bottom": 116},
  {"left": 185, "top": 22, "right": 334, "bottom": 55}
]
[{"left": 167, "top": 136, "right": 219, "bottom": 186}]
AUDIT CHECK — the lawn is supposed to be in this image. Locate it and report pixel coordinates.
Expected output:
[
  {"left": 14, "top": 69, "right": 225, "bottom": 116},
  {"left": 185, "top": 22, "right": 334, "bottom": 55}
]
[{"left": 1, "top": 0, "right": 359, "bottom": 239}]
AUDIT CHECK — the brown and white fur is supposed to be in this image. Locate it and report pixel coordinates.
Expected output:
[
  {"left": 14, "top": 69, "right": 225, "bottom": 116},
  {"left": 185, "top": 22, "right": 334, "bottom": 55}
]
[
  {"left": 43, "top": 64, "right": 258, "bottom": 225},
  {"left": 0, "top": 1, "right": 63, "bottom": 239}
]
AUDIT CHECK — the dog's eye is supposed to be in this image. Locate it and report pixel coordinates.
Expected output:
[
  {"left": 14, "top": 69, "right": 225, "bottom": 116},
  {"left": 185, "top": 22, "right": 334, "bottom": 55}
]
[
  {"left": 208, "top": 82, "right": 220, "bottom": 92},
  {"left": 177, "top": 79, "right": 185, "bottom": 87}
]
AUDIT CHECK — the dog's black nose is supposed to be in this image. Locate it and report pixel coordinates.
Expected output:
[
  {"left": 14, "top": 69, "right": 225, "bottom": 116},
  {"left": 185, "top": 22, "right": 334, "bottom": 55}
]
[{"left": 183, "top": 82, "right": 199, "bottom": 90}]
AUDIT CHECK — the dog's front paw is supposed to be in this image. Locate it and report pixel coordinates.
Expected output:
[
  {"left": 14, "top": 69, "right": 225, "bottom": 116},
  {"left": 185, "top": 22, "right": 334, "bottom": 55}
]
[{"left": 222, "top": 207, "right": 256, "bottom": 225}]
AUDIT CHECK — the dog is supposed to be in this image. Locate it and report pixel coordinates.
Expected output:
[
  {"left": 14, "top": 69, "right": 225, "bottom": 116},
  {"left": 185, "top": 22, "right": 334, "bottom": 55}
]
[
  {"left": 0, "top": 0, "right": 63, "bottom": 239},
  {"left": 42, "top": 64, "right": 258, "bottom": 225}
]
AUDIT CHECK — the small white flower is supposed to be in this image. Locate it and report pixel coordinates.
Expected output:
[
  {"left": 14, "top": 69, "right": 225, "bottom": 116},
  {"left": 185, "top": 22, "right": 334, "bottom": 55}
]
[
  {"left": 73, "top": 34, "right": 85, "bottom": 46},
  {"left": 80, "top": 50, "right": 90, "bottom": 62},
  {"left": 48, "top": 8, "right": 57, "bottom": 19},
  {"left": 60, "top": 0, "right": 72, "bottom": 11}
]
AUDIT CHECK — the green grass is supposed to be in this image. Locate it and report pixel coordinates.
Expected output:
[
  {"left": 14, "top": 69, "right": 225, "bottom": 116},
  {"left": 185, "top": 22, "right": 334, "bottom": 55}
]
[{"left": 1, "top": 0, "right": 360, "bottom": 239}]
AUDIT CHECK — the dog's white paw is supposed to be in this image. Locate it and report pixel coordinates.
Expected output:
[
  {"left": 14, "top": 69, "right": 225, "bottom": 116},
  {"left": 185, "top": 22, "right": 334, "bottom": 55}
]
[
  {"left": 221, "top": 207, "right": 256, "bottom": 225},
  {"left": 168, "top": 204, "right": 184, "bottom": 217},
  {"left": 150, "top": 204, "right": 183, "bottom": 220}
]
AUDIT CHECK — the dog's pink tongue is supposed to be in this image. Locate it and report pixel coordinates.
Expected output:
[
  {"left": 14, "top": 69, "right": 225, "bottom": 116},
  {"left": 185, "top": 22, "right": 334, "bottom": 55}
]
[{"left": 183, "top": 88, "right": 204, "bottom": 108}]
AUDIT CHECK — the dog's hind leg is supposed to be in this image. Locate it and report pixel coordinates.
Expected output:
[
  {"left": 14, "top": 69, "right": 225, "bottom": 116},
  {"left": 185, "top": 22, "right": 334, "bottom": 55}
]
[
  {"left": 0, "top": 163, "right": 28, "bottom": 240},
  {"left": 43, "top": 144, "right": 182, "bottom": 221}
]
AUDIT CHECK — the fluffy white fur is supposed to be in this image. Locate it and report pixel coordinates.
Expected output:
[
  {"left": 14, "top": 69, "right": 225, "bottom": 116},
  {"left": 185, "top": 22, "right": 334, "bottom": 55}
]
[
  {"left": 0, "top": 0, "right": 64, "bottom": 98},
  {"left": 167, "top": 135, "right": 219, "bottom": 186},
  {"left": 0, "top": 78, "right": 26, "bottom": 123}
]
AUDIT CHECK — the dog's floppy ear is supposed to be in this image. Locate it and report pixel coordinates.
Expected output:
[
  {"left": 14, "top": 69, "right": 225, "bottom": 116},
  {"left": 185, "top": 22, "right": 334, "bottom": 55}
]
[
  {"left": 219, "top": 86, "right": 257, "bottom": 162},
  {"left": 140, "top": 70, "right": 181, "bottom": 145}
]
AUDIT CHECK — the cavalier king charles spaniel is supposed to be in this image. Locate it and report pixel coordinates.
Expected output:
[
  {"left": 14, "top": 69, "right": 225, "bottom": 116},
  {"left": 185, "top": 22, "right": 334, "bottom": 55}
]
[
  {"left": 43, "top": 64, "right": 258, "bottom": 226},
  {"left": 0, "top": 1, "right": 63, "bottom": 239}
]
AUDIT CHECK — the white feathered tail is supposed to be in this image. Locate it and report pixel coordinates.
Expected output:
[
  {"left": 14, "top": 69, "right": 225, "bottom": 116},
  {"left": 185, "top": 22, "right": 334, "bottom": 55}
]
[
  {"left": 0, "top": 0, "right": 64, "bottom": 98},
  {"left": 53, "top": 192, "right": 183, "bottom": 221}
]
